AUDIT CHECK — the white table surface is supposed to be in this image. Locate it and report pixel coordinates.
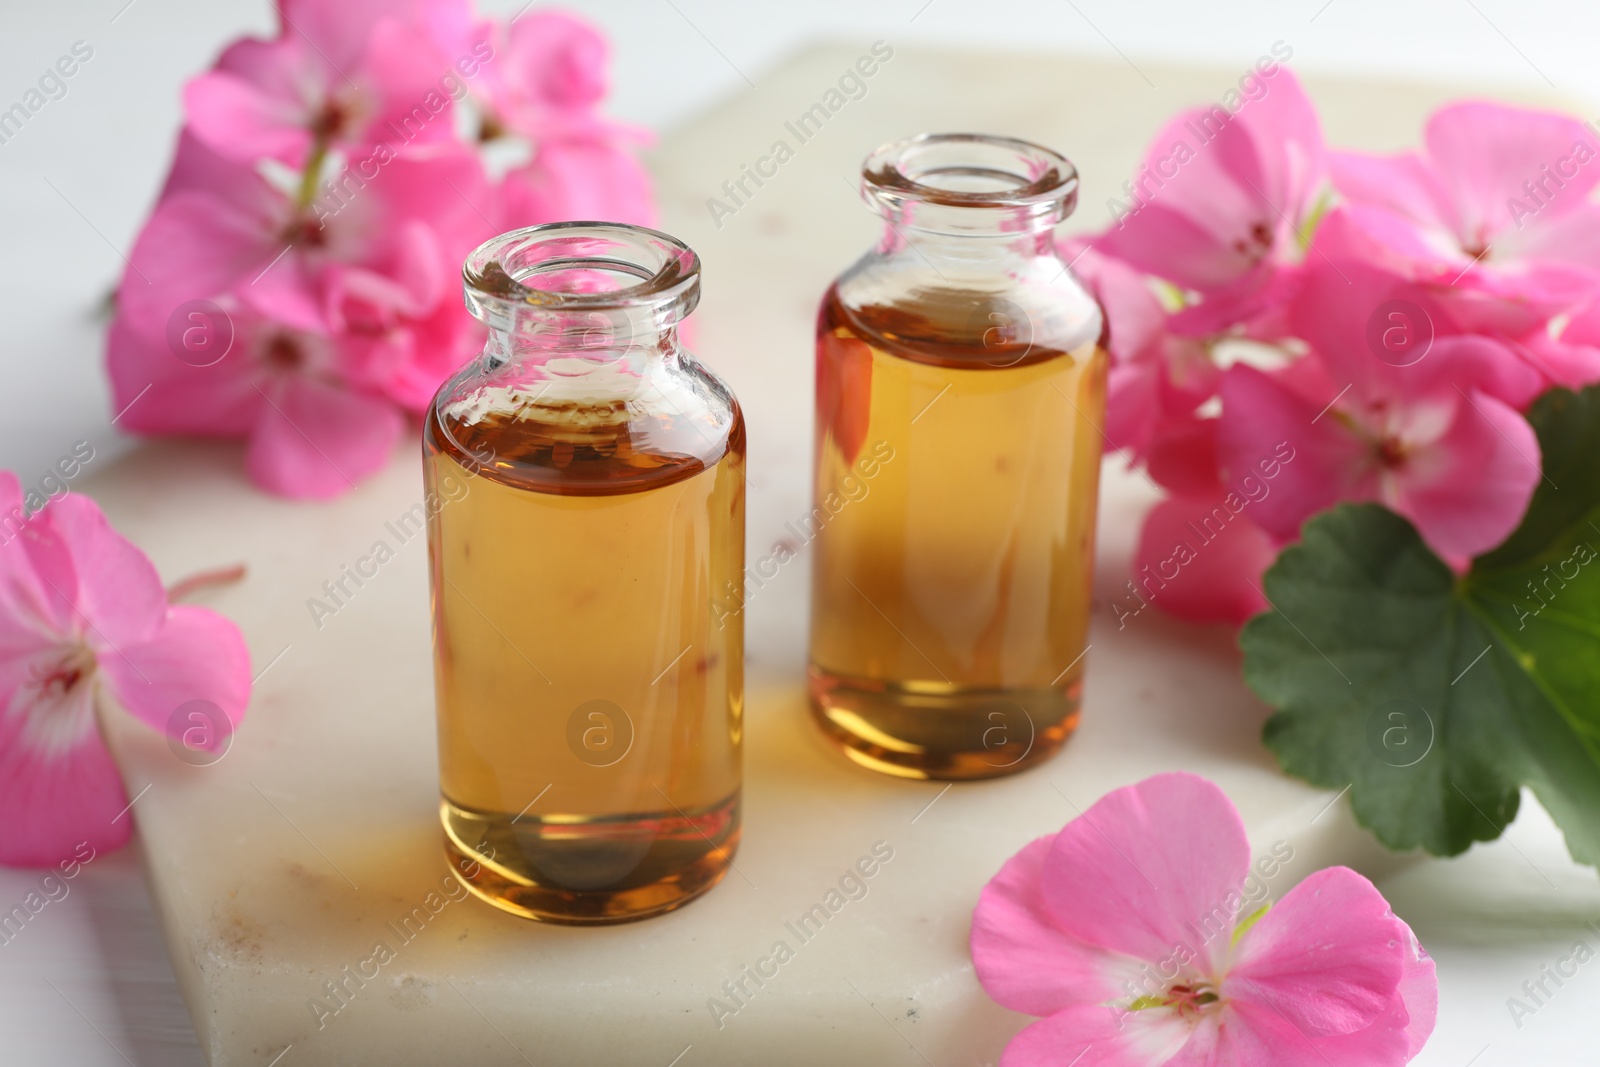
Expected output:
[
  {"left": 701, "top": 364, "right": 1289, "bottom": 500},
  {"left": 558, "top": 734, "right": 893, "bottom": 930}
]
[{"left": 2, "top": 2, "right": 1599, "bottom": 1064}]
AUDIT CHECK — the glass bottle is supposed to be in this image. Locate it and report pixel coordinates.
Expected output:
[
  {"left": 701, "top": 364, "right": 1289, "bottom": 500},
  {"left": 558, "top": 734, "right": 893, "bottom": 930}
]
[
  {"left": 425, "top": 223, "right": 745, "bottom": 924},
  {"left": 808, "top": 133, "right": 1107, "bottom": 780}
]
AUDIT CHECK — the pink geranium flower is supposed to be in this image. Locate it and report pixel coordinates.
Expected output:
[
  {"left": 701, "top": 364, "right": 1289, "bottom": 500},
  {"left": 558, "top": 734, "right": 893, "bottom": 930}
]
[
  {"left": 972, "top": 773, "right": 1436, "bottom": 1066},
  {"left": 1216, "top": 256, "right": 1542, "bottom": 562},
  {"left": 477, "top": 11, "right": 656, "bottom": 228},
  {"left": 108, "top": 310, "right": 409, "bottom": 501},
  {"left": 1094, "top": 68, "right": 1327, "bottom": 335},
  {"left": 1330, "top": 101, "right": 1600, "bottom": 325},
  {"left": 468, "top": 9, "right": 623, "bottom": 141},
  {"left": 184, "top": 0, "right": 464, "bottom": 168},
  {"left": 119, "top": 131, "right": 488, "bottom": 341},
  {"left": 109, "top": 133, "right": 486, "bottom": 498},
  {"left": 1311, "top": 207, "right": 1600, "bottom": 390},
  {"left": 1069, "top": 245, "right": 1219, "bottom": 464},
  {"left": 422, "top": 7, "right": 655, "bottom": 228},
  {"left": 0, "top": 475, "right": 251, "bottom": 866}
]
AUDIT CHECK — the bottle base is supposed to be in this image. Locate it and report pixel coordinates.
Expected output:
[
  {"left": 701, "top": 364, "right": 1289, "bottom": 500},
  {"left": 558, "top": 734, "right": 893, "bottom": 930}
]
[
  {"left": 808, "top": 666, "right": 1080, "bottom": 780},
  {"left": 441, "top": 793, "right": 739, "bottom": 925}
]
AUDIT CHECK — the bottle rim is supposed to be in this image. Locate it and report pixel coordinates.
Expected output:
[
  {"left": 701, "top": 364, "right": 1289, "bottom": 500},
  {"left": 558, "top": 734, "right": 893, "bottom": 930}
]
[
  {"left": 860, "top": 132, "right": 1079, "bottom": 231},
  {"left": 462, "top": 221, "right": 700, "bottom": 323}
]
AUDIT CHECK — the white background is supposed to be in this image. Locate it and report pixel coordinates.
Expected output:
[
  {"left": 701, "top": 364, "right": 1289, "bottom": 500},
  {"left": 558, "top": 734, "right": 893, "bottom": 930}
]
[{"left": 2, "top": 1, "right": 1599, "bottom": 1064}]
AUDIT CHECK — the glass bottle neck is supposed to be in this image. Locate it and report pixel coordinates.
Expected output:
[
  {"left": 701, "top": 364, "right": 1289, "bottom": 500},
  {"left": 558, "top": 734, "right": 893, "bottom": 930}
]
[
  {"left": 480, "top": 305, "right": 681, "bottom": 373},
  {"left": 858, "top": 132, "right": 1079, "bottom": 270},
  {"left": 878, "top": 221, "right": 1061, "bottom": 268}
]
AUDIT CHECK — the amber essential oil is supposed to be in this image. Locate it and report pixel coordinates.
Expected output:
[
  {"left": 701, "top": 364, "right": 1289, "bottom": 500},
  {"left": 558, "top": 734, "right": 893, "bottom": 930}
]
[
  {"left": 808, "top": 286, "right": 1107, "bottom": 779},
  {"left": 426, "top": 402, "right": 744, "bottom": 923}
]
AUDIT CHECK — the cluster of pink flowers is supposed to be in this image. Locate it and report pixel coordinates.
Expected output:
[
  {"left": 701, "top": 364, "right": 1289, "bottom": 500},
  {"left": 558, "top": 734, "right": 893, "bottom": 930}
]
[
  {"left": 1078, "top": 68, "right": 1600, "bottom": 623},
  {"left": 5, "top": 1, "right": 656, "bottom": 868},
  {"left": 107, "top": 0, "right": 653, "bottom": 500}
]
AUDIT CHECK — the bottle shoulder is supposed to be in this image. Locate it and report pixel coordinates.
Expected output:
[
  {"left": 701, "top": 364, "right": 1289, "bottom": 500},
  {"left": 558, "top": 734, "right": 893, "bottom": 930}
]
[
  {"left": 824, "top": 243, "right": 1106, "bottom": 369},
  {"left": 428, "top": 351, "right": 743, "bottom": 497}
]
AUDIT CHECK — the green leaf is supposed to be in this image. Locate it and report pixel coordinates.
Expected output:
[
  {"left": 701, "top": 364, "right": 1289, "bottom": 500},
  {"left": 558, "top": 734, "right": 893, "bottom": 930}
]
[{"left": 1242, "top": 385, "right": 1600, "bottom": 867}]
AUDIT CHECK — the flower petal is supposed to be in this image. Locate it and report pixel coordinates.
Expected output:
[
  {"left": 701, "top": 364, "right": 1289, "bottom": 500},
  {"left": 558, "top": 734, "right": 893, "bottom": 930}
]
[
  {"left": 972, "top": 835, "right": 1141, "bottom": 1017},
  {"left": 246, "top": 377, "right": 403, "bottom": 499},
  {"left": 157, "top": 125, "right": 288, "bottom": 207},
  {"left": 1095, "top": 71, "right": 1324, "bottom": 298},
  {"left": 1219, "top": 997, "right": 1412, "bottom": 1067},
  {"left": 1288, "top": 254, "right": 1544, "bottom": 410},
  {"left": 1040, "top": 773, "right": 1250, "bottom": 973},
  {"left": 1063, "top": 243, "right": 1165, "bottom": 364},
  {"left": 34, "top": 494, "right": 167, "bottom": 650},
  {"left": 1223, "top": 68, "right": 1326, "bottom": 227},
  {"left": 106, "top": 315, "right": 264, "bottom": 438},
  {"left": 1105, "top": 362, "right": 1161, "bottom": 458},
  {"left": 1098, "top": 201, "right": 1258, "bottom": 294},
  {"left": 183, "top": 68, "right": 313, "bottom": 166},
  {"left": 1425, "top": 101, "right": 1600, "bottom": 239},
  {"left": 0, "top": 673, "right": 130, "bottom": 868},
  {"left": 1523, "top": 296, "right": 1600, "bottom": 388},
  {"left": 1386, "top": 388, "right": 1540, "bottom": 560},
  {"left": 100, "top": 604, "right": 251, "bottom": 746},
  {"left": 1396, "top": 924, "right": 1438, "bottom": 1057},
  {"left": 1399, "top": 335, "right": 1544, "bottom": 412},
  {"left": 506, "top": 9, "right": 611, "bottom": 109},
  {"left": 1520, "top": 333, "right": 1600, "bottom": 390},
  {"left": 1216, "top": 364, "right": 1373, "bottom": 542},
  {"left": 238, "top": 249, "right": 327, "bottom": 334},
  {"left": 353, "top": 150, "right": 496, "bottom": 272},
  {"left": 279, "top": 0, "right": 413, "bottom": 72},
  {"left": 500, "top": 139, "right": 656, "bottom": 230},
  {"left": 119, "top": 189, "right": 284, "bottom": 340},
  {"left": 362, "top": 19, "right": 461, "bottom": 149},
  {"left": 1329, "top": 150, "right": 1461, "bottom": 244},
  {"left": 1226, "top": 866, "right": 1407, "bottom": 1039},
  {"left": 1133, "top": 494, "right": 1275, "bottom": 626},
  {"left": 0, "top": 476, "right": 72, "bottom": 655},
  {"left": 1145, "top": 416, "right": 1222, "bottom": 497},
  {"left": 999, "top": 1004, "right": 1194, "bottom": 1067},
  {"left": 1514, "top": 203, "right": 1600, "bottom": 274}
]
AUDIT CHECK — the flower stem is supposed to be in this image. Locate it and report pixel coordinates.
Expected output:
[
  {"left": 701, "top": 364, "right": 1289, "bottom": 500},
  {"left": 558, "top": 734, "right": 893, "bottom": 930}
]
[
  {"left": 1298, "top": 188, "right": 1334, "bottom": 252},
  {"left": 166, "top": 564, "right": 247, "bottom": 603},
  {"left": 295, "top": 140, "right": 329, "bottom": 211}
]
